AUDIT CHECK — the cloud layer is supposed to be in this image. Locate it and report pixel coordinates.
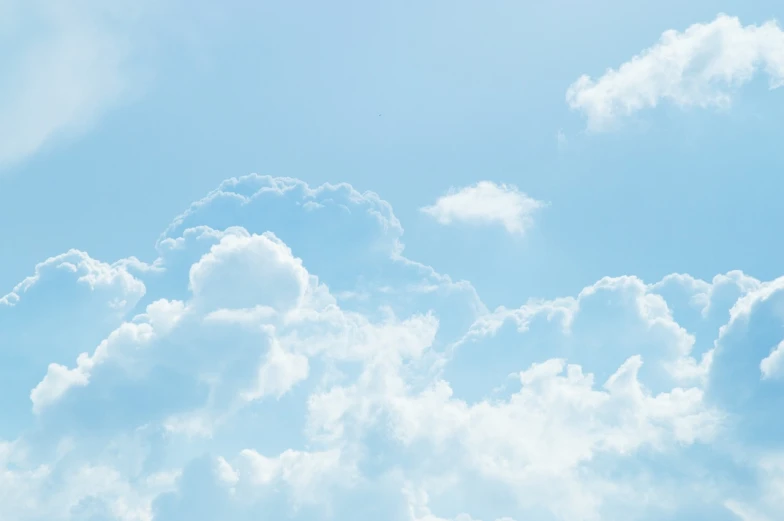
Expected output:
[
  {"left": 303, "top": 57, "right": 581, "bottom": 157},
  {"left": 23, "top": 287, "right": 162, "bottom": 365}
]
[
  {"left": 421, "top": 181, "right": 545, "bottom": 235},
  {"left": 1, "top": 174, "right": 783, "bottom": 520},
  {"left": 567, "top": 14, "right": 784, "bottom": 130}
]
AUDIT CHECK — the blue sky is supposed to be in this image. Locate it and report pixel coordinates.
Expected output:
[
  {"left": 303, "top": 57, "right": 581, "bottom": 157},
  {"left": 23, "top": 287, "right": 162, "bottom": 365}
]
[{"left": 3, "top": 1, "right": 784, "bottom": 520}]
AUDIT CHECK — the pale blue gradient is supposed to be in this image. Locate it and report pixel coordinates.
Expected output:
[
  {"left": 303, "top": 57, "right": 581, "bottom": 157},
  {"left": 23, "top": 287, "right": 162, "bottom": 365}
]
[{"left": 3, "top": 1, "right": 784, "bottom": 520}]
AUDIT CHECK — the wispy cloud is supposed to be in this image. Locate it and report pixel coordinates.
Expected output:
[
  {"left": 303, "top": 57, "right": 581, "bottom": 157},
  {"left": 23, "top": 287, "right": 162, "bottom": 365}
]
[
  {"left": 567, "top": 14, "right": 784, "bottom": 131},
  {"left": 0, "top": 1, "right": 160, "bottom": 170}
]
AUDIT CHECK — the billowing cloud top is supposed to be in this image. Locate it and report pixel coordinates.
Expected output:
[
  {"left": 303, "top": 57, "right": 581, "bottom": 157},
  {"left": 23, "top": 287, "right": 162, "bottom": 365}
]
[
  {"left": 421, "top": 181, "right": 546, "bottom": 235},
  {"left": 567, "top": 14, "right": 784, "bottom": 131},
  {"left": 1, "top": 173, "right": 783, "bottom": 521}
]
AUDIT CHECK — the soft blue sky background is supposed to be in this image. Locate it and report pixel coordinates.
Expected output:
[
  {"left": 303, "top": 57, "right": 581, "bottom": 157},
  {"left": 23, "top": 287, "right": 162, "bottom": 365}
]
[
  {"left": 4, "top": 2, "right": 784, "bottom": 520},
  {"left": 4, "top": 0, "right": 784, "bottom": 307}
]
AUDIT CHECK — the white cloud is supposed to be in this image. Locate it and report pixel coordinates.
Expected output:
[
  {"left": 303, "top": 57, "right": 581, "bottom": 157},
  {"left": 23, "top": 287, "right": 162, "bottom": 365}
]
[
  {"left": 760, "top": 340, "right": 784, "bottom": 379},
  {"left": 4, "top": 174, "right": 784, "bottom": 521},
  {"left": 30, "top": 320, "right": 156, "bottom": 414},
  {"left": 0, "top": 249, "right": 146, "bottom": 310},
  {"left": 242, "top": 340, "right": 310, "bottom": 401},
  {"left": 30, "top": 361, "right": 90, "bottom": 415},
  {"left": 237, "top": 448, "right": 357, "bottom": 504},
  {"left": 189, "top": 231, "right": 311, "bottom": 313},
  {"left": 567, "top": 14, "right": 784, "bottom": 130},
  {"left": 421, "top": 181, "right": 546, "bottom": 235},
  {"left": 334, "top": 353, "right": 717, "bottom": 520}
]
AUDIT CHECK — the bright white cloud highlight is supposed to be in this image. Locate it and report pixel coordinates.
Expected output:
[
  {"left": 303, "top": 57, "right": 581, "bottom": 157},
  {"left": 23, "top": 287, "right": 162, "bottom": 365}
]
[
  {"left": 567, "top": 14, "right": 784, "bottom": 130},
  {"left": 421, "top": 181, "right": 545, "bottom": 235}
]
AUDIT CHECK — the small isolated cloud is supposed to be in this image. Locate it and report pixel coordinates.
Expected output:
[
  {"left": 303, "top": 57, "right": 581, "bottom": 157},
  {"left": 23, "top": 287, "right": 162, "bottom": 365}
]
[
  {"left": 421, "top": 181, "right": 546, "bottom": 235},
  {"left": 566, "top": 14, "right": 784, "bottom": 131}
]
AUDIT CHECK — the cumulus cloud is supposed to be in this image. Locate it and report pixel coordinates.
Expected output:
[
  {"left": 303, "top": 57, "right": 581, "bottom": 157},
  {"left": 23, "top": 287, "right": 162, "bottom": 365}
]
[
  {"left": 0, "top": 249, "right": 147, "bottom": 310},
  {"left": 2, "top": 173, "right": 783, "bottom": 521},
  {"left": 421, "top": 181, "right": 546, "bottom": 235},
  {"left": 567, "top": 14, "right": 784, "bottom": 130},
  {"left": 188, "top": 231, "right": 311, "bottom": 313}
]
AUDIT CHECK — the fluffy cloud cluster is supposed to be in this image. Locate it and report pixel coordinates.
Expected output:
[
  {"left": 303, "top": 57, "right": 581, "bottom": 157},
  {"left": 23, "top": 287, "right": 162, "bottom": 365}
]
[
  {"left": 567, "top": 14, "right": 784, "bottom": 130},
  {"left": 2, "top": 174, "right": 782, "bottom": 520}
]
